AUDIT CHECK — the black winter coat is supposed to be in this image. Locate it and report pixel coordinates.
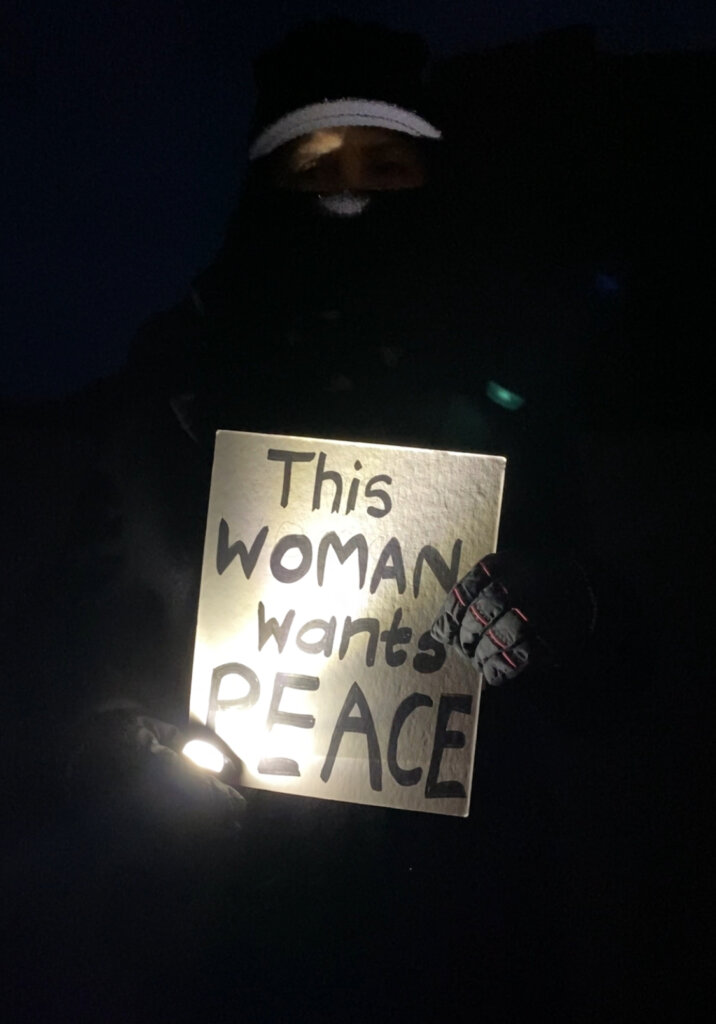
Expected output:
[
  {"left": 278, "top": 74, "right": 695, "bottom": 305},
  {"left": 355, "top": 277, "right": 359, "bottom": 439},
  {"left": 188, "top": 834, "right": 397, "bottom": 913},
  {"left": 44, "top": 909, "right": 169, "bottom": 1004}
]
[{"left": 5, "top": 200, "right": 706, "bottom": 1023}]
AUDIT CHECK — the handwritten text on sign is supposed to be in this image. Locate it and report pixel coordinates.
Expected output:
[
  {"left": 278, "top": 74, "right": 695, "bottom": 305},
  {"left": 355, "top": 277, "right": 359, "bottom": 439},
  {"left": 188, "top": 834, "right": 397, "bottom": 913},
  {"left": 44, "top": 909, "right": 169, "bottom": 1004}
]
[{"left": 190, "top": 432, "right": 505, "bottom": 816}]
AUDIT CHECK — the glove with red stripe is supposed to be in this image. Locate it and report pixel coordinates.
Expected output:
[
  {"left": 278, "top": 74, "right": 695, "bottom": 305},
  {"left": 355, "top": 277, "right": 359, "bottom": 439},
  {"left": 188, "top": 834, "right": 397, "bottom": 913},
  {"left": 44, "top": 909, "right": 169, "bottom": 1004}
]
[{"left": 431, "top": 550, "right": 597, "bottom": 686}]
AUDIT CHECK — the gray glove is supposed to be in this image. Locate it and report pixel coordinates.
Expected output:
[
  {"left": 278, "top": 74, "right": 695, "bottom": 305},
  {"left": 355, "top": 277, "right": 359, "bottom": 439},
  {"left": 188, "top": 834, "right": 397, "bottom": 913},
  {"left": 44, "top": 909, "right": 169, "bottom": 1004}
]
[
  {"left": 431, "top": 550, "right": 597, "bottom": 686},
  {"left": 66, "top": 708, "right": 246, "bottom": 837}
]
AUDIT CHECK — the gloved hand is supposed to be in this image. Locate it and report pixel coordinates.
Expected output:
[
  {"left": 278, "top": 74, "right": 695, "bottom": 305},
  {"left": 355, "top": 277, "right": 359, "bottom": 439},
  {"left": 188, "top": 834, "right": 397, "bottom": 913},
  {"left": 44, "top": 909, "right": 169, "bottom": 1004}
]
[
  {"left": 65, "top": 707, "right": 246, "bottom": 838},
  {"left": 431, "top": 550, "right": 597, "bottom": 686}
]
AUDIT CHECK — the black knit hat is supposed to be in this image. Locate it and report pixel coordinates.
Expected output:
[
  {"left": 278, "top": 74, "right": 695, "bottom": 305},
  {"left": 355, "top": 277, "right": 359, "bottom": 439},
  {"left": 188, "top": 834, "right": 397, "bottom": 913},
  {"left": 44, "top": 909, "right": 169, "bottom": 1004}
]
[{"left": 249, "top": 20, "right": 441, "bottom": 160}]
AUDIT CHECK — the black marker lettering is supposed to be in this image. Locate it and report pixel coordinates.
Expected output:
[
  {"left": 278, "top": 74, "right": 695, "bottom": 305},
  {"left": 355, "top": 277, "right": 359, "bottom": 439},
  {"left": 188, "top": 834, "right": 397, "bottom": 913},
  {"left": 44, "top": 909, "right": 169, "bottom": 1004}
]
[
  {"left": 259, "top": 672, "right": 319, "bottom": 777},
  {"left": 312, "top": 451, "right": 342, "bottom": 513},
  {"left": 338, "top": 616, "right": 380, "bottom": 667},
  {"left": 321, "top": 682, "right": 382, "bottom": 791},
  {"left": 257, "top": 602, "right": 296, "bottom": 653},
  {"left": 207, "top": 663, "right": 260, "bottom": 730},
  {"left": 270, "top": 534, "right": 312, "bottom": 584},
  {"left": 380, "top": 607, "right": 412, "bottom": 667},
  {"left": 345, "top": 460, "right": 362, "bottom": 513},
  {"left": 317, "top": 532, "right": 368, "bottom": 589},
  {"left": 267, "top": 449, "right": 315, "bottom": 508},
  {"left": 216, "top": 521, "right": 268, "bottom": 577},
  {"left": 370, "top": 536, "right": 406, "bottom": 594},
  {"left": 412, "top": 631, "right": 447, "bottom": 674},
  {"left": 365, "top": 474, "right": 392, "bottom": 518},
  {"left": 413, "top": 540, "right": 463, "bottom": 598},
  {"left": 425, "top": 694, "right": 473, "bottom": 800},
  {"left": 296, "top": 617, "right": 337, "bottom": 657},
  {"left": 388, "top": 693, "right": 433, "bottom": 787}
]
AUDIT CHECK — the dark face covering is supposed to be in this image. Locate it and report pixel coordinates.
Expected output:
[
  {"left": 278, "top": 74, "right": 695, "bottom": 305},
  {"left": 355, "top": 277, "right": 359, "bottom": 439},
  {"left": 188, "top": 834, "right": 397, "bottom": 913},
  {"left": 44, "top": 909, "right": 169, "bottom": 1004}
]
[
  {"left": 190, "top": 173, "right": 454, "bottom": 440},
  {"left": 251, "top": 181, "right": 442, "bottom": 309},
  {"left": 200, "top": 160, "right": 446, "bottom": 321},
  {"left": 182, "top": 143, "right": 581, "bottom": 459}
]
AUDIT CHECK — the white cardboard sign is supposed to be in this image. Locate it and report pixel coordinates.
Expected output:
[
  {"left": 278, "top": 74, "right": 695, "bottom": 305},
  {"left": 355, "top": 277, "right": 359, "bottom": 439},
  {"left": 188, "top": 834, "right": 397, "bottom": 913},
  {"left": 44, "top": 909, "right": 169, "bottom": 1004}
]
[{"left": 189, "top": 431, "right": 505, "bottom": 816}]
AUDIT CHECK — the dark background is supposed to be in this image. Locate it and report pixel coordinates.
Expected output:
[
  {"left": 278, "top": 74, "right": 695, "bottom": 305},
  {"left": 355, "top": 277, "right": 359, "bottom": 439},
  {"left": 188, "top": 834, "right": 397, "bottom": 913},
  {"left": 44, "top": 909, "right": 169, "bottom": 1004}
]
[
  {"left": 3, "top": 0, "right": 714, "bottom": 397},
  {"left": 3, "top": 7, "right": 714, "bottom": 1019}
]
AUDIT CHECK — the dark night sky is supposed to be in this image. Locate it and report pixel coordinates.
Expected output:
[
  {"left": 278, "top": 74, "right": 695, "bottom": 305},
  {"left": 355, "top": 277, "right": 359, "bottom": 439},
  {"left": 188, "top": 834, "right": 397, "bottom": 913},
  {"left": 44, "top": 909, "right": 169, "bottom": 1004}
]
[{"left": 3, "top": 1, "right": 715, "bottom": 396}]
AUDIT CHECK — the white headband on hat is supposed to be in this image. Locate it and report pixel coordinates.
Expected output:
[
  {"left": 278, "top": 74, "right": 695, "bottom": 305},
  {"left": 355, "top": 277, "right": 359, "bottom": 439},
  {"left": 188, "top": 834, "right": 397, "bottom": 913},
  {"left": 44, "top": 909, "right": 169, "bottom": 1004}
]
[{"left": 249, "top": 98, "right": 442, "bottom": 160}]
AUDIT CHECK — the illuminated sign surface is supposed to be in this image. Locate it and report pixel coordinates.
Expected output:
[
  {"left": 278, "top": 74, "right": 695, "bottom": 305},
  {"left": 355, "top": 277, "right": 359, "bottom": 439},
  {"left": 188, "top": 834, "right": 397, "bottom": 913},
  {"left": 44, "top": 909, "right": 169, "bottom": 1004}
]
[{"left": 190, "top": 432, "right": 505, "bottom": 816}]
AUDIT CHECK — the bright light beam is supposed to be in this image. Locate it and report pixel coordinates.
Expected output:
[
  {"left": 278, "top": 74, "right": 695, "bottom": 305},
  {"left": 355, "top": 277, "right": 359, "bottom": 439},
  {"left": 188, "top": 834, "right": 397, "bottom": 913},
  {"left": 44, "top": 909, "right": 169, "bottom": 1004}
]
[{"left": 182, "top": 738, "right": 225, "bottom": 773}]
